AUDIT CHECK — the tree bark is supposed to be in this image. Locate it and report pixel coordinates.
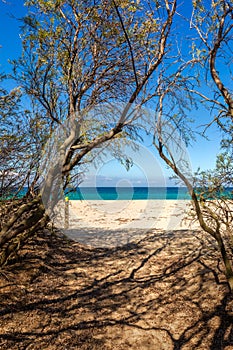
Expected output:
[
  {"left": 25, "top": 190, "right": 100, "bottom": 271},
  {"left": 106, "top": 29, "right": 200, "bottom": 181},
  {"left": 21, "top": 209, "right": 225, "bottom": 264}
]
[{"left": 0, "top": 196, "right": 48, "bottom": 266}]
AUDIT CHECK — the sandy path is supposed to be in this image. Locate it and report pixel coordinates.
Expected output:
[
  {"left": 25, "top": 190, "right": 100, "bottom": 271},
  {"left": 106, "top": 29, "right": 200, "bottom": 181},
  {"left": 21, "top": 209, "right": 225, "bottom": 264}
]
[
  {"left": 69, "top": 199, "right": 198, "bottom": 230},
  {"left": 52, "top": 200, "right": 200, "bottom": 247}
]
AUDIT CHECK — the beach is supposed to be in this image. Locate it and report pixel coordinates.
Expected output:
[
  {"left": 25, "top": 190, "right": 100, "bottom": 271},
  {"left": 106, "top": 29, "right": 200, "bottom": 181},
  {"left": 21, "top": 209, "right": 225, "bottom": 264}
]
[
  {"left": 1, "top": 198, "right": 231, "bottom": 350},
  {"left": 56, "top": 200, "right": 198, "bottom": 247},
  {"left": 0, "top": 216, "right": 228, "bottom": 350},
  {"left": 52, "top": 199, "right": 201, "bottom": 247}
]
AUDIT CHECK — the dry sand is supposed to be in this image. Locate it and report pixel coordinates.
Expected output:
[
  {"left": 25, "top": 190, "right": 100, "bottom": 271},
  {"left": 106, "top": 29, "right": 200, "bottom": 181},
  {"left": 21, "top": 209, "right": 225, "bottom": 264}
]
[
  {"left": 1, "top": 200, "right": 232, "bottom": 349},
  {"left": 54, "top": 199, "right": 200, "bottom": 247},
  {"left": 0, "top": 226, "right": 231, "bottom": 350}
]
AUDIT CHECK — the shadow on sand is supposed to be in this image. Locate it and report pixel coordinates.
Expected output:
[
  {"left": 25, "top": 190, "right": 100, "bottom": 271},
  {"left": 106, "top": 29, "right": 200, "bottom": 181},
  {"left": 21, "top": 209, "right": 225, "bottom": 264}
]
[{"left": 0, "top": 228, "right": 232, "bottom": 349}]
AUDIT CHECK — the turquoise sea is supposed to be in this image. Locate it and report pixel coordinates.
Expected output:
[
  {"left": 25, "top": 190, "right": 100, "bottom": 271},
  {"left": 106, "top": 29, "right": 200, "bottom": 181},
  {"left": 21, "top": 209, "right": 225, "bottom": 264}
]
[
  {"left": 66, "top": 187, "right": 191, "bottom": 200},
  {"left": 4, "top": 186, "right": 233, "bottom": 201},
  {"left": 65, "top": 186, "right": 233, "bottom": 200}
]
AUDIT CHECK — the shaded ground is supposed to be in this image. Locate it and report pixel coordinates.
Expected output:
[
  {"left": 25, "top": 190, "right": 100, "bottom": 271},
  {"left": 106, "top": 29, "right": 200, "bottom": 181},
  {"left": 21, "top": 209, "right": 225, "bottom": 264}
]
[{"left": 0, "top": 228, "right": 233, "bottom": 349}]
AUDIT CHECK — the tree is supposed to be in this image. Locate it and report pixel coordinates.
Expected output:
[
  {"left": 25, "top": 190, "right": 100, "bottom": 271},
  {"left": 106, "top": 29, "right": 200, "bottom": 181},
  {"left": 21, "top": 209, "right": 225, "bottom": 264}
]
[
  {"left": 1, "top": 0, "right": 232, "bottom": 295},
  {"left": 0, "top": 0, "right": 178, "bottom": 266},
  {"left": 0, "top": 81, "right": 24, "bottom": 199},
  {"left": 153, "top": 0, "right": 233, "bottom": 291},
  {"left": 0, "top": 82, "right": 48, "bottom": 200}
]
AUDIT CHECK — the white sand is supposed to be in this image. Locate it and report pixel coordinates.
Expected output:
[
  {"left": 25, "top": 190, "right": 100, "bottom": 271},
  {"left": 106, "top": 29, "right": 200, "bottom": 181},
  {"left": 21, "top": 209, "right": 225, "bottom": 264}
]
[
  {"left": 68, "top": 199, "right": 195, "bottom": 230},
  {"left": 51, "top": 200, "right": 200, "bottom": 248}
]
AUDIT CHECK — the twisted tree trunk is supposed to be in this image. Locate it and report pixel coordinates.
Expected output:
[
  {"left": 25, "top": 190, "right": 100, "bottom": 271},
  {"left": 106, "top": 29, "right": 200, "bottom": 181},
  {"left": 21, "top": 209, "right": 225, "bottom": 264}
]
[{"left": 0, "top": 196, "right": 48, "bottom": 266}]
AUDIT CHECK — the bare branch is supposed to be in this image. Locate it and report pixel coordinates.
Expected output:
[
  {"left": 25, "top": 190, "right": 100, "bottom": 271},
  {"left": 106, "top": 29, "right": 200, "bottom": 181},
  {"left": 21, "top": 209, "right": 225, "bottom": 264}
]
[{"left": 112, "top": 0, "right": 139, "bottom": 88}]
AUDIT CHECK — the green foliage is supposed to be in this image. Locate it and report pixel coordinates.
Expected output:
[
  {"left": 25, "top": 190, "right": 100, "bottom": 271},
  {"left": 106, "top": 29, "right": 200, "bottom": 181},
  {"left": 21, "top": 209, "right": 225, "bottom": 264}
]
[
  {"left": 0, "top": 72, "right": 52, "bottom": 199},
  {"left": 195, "top": 151, "right": 233, "bottom": 197},
  {"left": 0, "top": 83, "right": 27, "bottom": 198},
  {"left": 6, "top": 0, "right": 181, "bottom": 193}
]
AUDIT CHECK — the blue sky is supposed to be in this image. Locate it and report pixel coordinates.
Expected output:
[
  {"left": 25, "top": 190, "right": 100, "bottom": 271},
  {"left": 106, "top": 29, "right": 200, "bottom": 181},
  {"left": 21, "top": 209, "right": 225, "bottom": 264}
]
[
  {"left": 0, "top": 1, "right": 26, "bottom": 76},
  {"left": 0, "top": 1, "right": 223, "bottom": 186}
]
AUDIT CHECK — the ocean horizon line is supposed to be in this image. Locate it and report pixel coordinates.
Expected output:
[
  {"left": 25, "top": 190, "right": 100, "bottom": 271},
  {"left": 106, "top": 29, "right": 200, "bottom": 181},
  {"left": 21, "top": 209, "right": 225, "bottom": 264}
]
[
  {"left": 72, "top": 187, "right": 189, "bottom": 200},
  {"left": 3, "top": 186, "right": 233, "bottom": 201}
]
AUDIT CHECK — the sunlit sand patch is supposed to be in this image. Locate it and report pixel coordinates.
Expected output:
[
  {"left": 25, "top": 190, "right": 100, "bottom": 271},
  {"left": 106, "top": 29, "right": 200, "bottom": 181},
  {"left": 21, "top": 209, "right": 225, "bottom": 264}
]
[{"left": 50, "top": 200, "right": 200, "bottom": 248}]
